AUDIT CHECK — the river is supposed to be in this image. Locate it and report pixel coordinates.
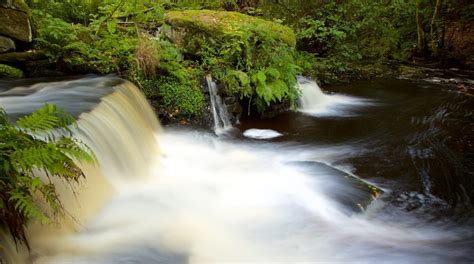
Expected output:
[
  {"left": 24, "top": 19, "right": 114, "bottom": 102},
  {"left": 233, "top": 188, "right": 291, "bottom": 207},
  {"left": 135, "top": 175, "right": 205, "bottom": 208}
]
[{"left": 0, "top": 74, "right": 473, "bottom": 263}]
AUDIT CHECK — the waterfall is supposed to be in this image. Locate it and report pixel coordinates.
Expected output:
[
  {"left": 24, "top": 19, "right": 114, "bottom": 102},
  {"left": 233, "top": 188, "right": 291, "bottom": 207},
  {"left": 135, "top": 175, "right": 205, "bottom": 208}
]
[
  {"left": 75, "top": 81, "right": 162, "bottom": 187},
  {"left": 205, "top": 75, "right": 232, "bottom": 133},
  {"left": 0, "top": 77, "right": 163, "bottom": 263},
  {"left": 297, "top": 76, "right": 328, "bottom": 110},
  {"left": 297, "top": 76, "right": 368, "bottom": 117}
]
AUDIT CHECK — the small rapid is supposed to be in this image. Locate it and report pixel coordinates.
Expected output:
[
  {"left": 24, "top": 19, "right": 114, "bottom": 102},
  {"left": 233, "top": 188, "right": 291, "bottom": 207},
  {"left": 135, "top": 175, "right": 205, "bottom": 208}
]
[{"left": 297, "top": 76, "right": 371, "bottom": 117}]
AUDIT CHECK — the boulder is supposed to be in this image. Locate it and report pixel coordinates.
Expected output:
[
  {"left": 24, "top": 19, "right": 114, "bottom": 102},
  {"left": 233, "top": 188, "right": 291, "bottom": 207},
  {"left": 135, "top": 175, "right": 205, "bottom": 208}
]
[
  {"left": 0, "top": 36, "right": 16, "bottom": 53},
  {"left": 164, "top": 10, "right": 296, "bottom": 47},
  {"left": 0, "top": 63, "right": 24, "bottom": 78},
  {"left": 0, "top": 6, "right": 32, "bottom": 42}
]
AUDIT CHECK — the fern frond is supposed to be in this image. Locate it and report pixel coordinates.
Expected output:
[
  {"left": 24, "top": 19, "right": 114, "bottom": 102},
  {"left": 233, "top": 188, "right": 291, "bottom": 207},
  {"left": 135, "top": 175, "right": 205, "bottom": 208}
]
[
  {"left": 9, "top": 190, "right": 49, "bottom": 225},
  {"left": 16, "top": 104, "right": 76, "bottom": 135},
  {"left": 16, "top": 105, "right": 60, "bottom": 134},
  {"left": 0, "top": 109, "right": 9, "bottom": 125}
]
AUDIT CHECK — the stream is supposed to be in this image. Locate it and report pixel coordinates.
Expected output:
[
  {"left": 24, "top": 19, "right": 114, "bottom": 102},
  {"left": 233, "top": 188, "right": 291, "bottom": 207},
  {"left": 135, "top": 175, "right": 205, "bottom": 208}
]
[{"left": 0, "top": 74, "right": 473, "bottom": 263}]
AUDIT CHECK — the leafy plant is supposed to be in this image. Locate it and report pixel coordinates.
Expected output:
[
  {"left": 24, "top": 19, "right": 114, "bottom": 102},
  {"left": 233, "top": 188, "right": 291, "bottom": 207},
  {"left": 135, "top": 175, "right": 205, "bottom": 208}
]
[{"left": 0, "top": 105, "right": 95, "bottom": 248}]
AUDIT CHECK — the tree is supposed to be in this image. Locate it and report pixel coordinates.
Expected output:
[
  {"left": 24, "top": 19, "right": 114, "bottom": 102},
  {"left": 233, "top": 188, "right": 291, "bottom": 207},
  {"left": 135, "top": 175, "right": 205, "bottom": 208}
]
[{"left": 0, "top": 105, "right": 95, "bottom": 248}]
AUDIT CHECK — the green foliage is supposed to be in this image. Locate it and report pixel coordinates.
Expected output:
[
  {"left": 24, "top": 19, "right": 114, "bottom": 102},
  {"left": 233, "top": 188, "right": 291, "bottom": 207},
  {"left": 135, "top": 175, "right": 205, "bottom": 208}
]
[
  {"left": 0, "top": 105, "right": 95, "bottom": 247},
  {"left": 256, "top": 0, "right": 420, "bottom": 82},
  {"left": 0, "top": 64, "right": 24, "bottom": 78},
  {"left": 26, "top": 0, "right": 102, "bottom": 24},
  {"left": 141, "top": 76, "right": 204, "bottom": 119},
  {"left": 165, "top": 10, "right": 300, "bottom": 111},
  {"left": 130, "top": 36, "right": 205, "bottom": 120}
]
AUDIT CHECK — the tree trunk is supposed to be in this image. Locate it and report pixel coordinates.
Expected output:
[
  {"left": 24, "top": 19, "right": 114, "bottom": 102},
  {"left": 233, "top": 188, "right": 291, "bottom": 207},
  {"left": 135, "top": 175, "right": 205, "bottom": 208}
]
[
  {"left": 416, "top": 1, "right": 426, "bottom": 54},
  {"left": 430, "top": 0, "right": 443, "bottom": 56}
]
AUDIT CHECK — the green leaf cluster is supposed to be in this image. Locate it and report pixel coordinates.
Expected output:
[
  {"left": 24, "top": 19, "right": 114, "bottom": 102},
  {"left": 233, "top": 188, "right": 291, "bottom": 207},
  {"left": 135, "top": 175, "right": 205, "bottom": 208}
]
[{"left": 0, "top": 105, "right": 95, "bottom": 248}]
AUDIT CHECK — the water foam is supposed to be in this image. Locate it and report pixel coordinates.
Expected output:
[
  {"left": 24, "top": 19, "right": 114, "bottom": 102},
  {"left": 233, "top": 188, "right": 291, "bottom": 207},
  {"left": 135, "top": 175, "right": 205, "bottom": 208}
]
[{"left": 297, "top": 76, "right": 370, "bottom": 117}]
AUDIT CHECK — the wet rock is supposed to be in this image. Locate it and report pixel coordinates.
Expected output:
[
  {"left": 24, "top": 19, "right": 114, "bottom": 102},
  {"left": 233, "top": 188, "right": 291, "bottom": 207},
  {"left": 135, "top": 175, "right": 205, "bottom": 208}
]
[
  {"left": 0, "top": 36, "right": 15, "bottom": 53},
  {"left": 0, "top": 63, "right": 23, "bottom": 78},
  {"left": 388, "top": 191, "right": 449, "bottom": 213}
]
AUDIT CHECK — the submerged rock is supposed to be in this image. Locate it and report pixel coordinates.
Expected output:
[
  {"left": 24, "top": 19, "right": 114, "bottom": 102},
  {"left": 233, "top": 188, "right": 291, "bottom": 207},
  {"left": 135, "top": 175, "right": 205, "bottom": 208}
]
[
  {"left": 243, "top": 128, "right": 283, "bottom": 139},
  {"left": 288, "top": 161, "right": 382, "bottom": 212}
]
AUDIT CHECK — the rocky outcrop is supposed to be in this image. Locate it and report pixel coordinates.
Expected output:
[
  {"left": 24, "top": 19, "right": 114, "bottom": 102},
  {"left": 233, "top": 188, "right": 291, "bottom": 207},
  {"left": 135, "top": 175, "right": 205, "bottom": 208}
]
[
  {"left": 0, "top": 0, "right": 34, "bottom": 79},
  {"left": 0, "top": 5, "right": 32, "bottom": 43}
]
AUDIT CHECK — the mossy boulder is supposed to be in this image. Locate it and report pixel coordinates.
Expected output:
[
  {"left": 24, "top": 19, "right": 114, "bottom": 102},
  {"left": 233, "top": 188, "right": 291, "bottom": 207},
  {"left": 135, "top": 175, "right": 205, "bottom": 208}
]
[
  {"left": 0, "top": 0, "right": 32, "bottom": 42},
  {"left": 0, "top": 63, "right": 24, "bottom": 78},
  {"left": 163, "top": 10, "right": 300, "bottom": 112},
  {"left": 0, "top": 8, "right": 32, "bottom": 42},
  {"left": 164, "top": 10, "right": 296, "bottom": 47}
]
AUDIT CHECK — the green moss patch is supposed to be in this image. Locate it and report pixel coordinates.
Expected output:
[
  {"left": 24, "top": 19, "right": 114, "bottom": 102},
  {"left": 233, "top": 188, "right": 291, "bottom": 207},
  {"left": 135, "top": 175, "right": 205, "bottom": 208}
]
[
  {"left": 165, "top": 10, "right": 296, "bottom": 47},
  {"left": 0, "top": 63, "right": 23, "bottom": 78}
]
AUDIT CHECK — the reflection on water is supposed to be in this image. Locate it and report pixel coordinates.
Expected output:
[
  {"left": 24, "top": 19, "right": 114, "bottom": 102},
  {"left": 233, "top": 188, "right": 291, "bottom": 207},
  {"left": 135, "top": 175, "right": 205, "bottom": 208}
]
[{"left": 0, "top": 76, "right": 473, "bottom": 263}]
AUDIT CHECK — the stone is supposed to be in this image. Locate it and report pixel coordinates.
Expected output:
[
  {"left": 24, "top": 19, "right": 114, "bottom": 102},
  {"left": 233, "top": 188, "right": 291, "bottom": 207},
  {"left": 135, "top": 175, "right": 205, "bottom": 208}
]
[
  {"left": 0, "top": 50, "right": 45, "bottom": 63},
  {"left": 0, "top": 7, "right": 32, "bottom": 42},
  {"left": 0, "top": 36, "right": 16, "bottom": 53},
  {"left": 0, "top": 0, "right": 29, "bottom": 12},
  {"left": 0, "top": 63, "right": 23, "bottom": 78}
]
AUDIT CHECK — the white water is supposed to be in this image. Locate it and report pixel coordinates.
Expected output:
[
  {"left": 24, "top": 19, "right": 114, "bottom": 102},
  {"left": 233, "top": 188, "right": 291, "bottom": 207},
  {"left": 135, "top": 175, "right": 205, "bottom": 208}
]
[
  {"left": 297, "top": 76, "right": 370, "bottom": 116},
  {"left": 1, "top": 77, "right": 471, "bottom": 263},
  {"left": 205, "top": 75, "right": 232, "bottom": 134}
]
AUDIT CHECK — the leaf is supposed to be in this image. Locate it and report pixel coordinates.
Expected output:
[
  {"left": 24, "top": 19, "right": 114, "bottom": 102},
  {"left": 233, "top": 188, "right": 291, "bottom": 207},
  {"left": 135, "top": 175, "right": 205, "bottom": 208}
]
[
  {"left": 265, "top": 67, "right": 280, "bottom": 80},
  {"left": 106, "top": 21, "right": 117, "bottom": 34}
]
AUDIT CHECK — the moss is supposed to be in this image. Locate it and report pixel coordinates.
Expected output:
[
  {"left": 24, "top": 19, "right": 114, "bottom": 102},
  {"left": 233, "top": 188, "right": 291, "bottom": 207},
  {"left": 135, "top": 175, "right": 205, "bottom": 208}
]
[
  {"left": 13, "top": 0, "right": 30, "bottom": 12},
  {"left": 0, "top": 63, "right": 23, "bottom": 78},
  {"left": 165, "top": 10, "right": 296, "bottom": 47}
]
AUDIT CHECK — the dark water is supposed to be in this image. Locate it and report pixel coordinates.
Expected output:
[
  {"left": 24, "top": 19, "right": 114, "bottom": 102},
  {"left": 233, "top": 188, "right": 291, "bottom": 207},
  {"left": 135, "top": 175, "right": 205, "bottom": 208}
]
[{"left": 239, "top": 78, "right": 474, "bottom": 210}]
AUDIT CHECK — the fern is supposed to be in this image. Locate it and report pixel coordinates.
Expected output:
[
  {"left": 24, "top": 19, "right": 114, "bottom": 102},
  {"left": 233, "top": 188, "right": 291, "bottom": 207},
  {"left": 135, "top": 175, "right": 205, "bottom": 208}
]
[
  {"left": 0, "top": 105, "right": 95, "bottom": 248},
  {"left": 9, "top": 190, "right": 49, "bottom": 225}
]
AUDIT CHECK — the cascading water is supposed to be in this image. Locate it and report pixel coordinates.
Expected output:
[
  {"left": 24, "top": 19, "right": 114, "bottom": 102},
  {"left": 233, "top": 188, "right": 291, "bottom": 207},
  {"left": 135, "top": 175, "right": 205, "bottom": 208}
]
[
  {"left": 297, "top": 76, "right": 369, "bottom": 116},
  {"left": 205, "top": 75, "right": 232, "bottom": 133},
  {"left": 1, "top": 76, "right": 472, "bottom": 263}
]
